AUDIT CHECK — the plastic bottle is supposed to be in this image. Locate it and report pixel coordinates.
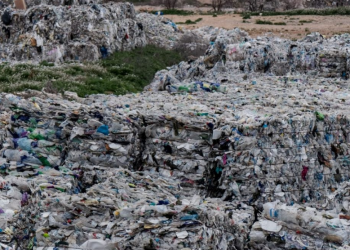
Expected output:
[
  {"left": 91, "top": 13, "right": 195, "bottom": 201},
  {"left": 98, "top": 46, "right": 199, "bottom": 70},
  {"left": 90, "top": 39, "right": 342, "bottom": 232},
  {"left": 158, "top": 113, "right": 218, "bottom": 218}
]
[{"left": 17, "top": 138, "right": 34, "bottom": 151}]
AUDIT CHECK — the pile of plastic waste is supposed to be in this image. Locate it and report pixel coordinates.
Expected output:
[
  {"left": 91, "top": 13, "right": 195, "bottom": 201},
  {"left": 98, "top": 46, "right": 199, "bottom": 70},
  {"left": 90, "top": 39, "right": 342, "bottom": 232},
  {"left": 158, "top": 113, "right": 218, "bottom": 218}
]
[
  {"left": 1, "top": 56, "right": 350, "bottom": 249},
  {"left": 148, "top": 30, "right": 350, "bottom": 91},
  {"left": 20, "top": 167, "right": 254, "bottom": 249},
  {"left": 0, "top": 2, "right": 146, "bottom": 63},
  {"left": 136, "top": 12, "right": 180, "bottom": 49},
  {"left": 89, "top": 67, "right": 350, "bottom": 249},
  {"left": 0, "top": 72, "right": 350, "bottom": 249},
  {"left": 0, "top": 90, "right": 256, "bottom": 250},
  {"left": 250, "top": 199, "right": 350, "bottom": 250},
  {"left": 1, "top": 66, "right": 345, "bottom": 248},
  {"left": 0, "top": 2, "right": 195, "bottom": 63},
  {"left": 1, "top": 3, "right": 350, "bottom": 247}
]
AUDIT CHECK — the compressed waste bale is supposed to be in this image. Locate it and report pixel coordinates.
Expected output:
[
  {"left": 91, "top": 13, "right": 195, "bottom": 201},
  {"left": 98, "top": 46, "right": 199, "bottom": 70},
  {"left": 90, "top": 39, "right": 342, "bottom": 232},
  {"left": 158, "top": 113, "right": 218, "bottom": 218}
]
[
  {"left": 249, "top": 200, "right": 350, "bottom": 250},
  {"left": 136, "top": 12, "right": 180, "bottom": 49},
  {"left": 147, "top": 31, "right": 350, "bottom": 92},
  {"left": 0, "top": 2, "right": 147, "bottom": 63},
  {"left": 1, "top": 74, "right": 350, "bottom": 249},
  {"left": 0, "top": 90, "right": 256, "bottom": 249},
  {"left": 0, "top": 25, "right": 350, "bottom": 249},
  {"left": 13, "top": 166, "right": 254, "bottom": 249}
]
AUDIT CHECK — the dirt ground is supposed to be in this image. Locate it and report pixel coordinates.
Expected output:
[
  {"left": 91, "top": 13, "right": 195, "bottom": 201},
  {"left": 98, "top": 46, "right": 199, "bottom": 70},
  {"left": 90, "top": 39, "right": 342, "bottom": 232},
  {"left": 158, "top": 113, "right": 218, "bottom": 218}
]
[
  {"left": 141, "top": 9, "right": 350, "bottom": 39},
  {"left": 166, "top": 14, "right": 350, "bottom": 39}
]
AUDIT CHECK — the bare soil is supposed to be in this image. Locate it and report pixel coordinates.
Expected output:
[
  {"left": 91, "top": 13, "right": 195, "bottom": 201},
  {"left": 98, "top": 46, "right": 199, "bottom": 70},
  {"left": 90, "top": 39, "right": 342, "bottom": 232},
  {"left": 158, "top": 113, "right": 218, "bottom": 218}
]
[
  {"left": 168, "top": 14, "right": 350, "bottom": 39},
  {"left": 135, "top": 4, "right": 350, "bottom": 40}
]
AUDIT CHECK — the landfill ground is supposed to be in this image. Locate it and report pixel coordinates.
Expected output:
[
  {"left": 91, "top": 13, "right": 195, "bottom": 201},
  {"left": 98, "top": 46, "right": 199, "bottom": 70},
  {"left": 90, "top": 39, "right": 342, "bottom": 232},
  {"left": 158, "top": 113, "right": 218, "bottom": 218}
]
[
  {"left": 162, "top": 13, "right": 350, "bottom": 39},
  {"left": 4, "top": 2, "right": 350, "bottom": 250}
]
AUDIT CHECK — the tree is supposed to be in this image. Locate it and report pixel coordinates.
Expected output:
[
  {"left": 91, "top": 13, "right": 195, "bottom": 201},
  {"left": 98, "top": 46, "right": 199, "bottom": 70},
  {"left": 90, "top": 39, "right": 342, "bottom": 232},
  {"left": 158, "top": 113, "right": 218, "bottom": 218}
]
[
  {"left": 239, "top": 0, "right": 303, "bottom": 11},
  {"left": 211, "top": 0, "right": 234, "bottom": 12},
  {"left": 240, "top": 0, "right": 265, "bottom": 11},
  {"left": 304, "top": 0, "right": 327, "bottom": 8},
  {"left": 164, "top": 0, "right": 178, "bottom": 9},
  {"left": 282, "top": 0, "right": 303, "bottom": 10}
]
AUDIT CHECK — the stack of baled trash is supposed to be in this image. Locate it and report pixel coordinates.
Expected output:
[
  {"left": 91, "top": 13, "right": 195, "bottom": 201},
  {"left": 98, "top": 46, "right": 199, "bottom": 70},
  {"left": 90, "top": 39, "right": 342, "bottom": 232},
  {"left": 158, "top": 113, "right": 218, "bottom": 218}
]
[
  {"left": 249, "top": 198, "right": 350, "bottom": 250},
  {"left": 147, "top": 32, "right": 350, "bottom": 93},
  {"left": 22, "top": 167, "right": 254, "bottom": 250},
  {"left": 0, "top": 90, "right": 256, "bottom": 250},
  {"left": 1, "top": 28, "right": 350, "bottom": 249},
  {"left": 0, "top": 2, "right": 146, "bottom": 63}
]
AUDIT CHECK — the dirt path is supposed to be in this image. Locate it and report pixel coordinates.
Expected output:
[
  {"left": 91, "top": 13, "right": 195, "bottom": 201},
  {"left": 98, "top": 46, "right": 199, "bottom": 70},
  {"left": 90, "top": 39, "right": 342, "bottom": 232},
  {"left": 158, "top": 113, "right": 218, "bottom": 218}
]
[{"left": 163, "top": 14, "right": 350, "bottom": 39}]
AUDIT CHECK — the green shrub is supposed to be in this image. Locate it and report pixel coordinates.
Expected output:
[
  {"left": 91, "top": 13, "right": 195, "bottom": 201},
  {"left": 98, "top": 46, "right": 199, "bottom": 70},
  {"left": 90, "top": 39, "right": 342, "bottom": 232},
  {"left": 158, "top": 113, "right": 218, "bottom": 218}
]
[
  {"left": 176, "top": 18, "right": 202, "bottom": 25},
  {"left": 299, "top": 20, "right": 313, "bottom": 23},
  {"left": 256, "top": 20, "right": 273, "bottom": 25},
  {"left": 242, "top": 13, "right": 251, "bottom": 19},
  {"left": 158, "top": 9, "right": 193, "bottom": 15},
  {"left": 39, "top": 61, "right": 55, "bottom": 67},
  {"left": 108, "top": 66, "right": 133, "bottom": 76},
  {"left": 243, "top": 7, "right": 350, "bottom": 17},
  {"left": 256, "top": 20, "right": 286, "bottom": 25},
  {"left": 185, "top": 19, "right": 196, "bottom": 24},
  {"left": 0, "top": 76, "right": 9, "bottom": 82},
  {"left": 20, "top": 71, "right": 31, "bottom": 80}
]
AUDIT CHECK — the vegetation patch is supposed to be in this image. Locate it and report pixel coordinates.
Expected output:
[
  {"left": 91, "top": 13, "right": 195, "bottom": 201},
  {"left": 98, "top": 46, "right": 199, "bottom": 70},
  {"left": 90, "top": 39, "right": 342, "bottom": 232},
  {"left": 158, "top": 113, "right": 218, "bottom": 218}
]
[
  {"left": 256, "top": 20, "right": 273, "bottom": 24},
  {"left": 256, "top": 20, "right": 286, "bottom": 25},
  {"left": 176, "top": 18, "right": 203, "bottom": 25},
  {"left": 245, "top": 7, "right": 350, "bottom": 16},
  {"left": 299, "top": 20, "right": 313, "bottom": 23},
  {"left": 242, "top": 13, "right": 251, "bottom": 19},
  {"left": 0, "top": 45, "right": 185, "bottom": 97},
  {"left": 156, "top": 9, "right": 194, "bottom": 15}
]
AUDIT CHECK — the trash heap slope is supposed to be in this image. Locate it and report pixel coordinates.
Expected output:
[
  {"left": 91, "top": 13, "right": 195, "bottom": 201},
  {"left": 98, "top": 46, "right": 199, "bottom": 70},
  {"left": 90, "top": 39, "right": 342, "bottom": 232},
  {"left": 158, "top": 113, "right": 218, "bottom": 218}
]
[
  {"left": 143, "top": 30, "right": 350, "bottom": 249},
  {"left": 3, "top": 69, "right": 350, "bottom": 249},
  {"left": 1, "top": 25, "right": 350, "bottom": 249},
  {"left": 0, "top": 2, "right": 146, "bottom": 63},
  {"left": 148, "top": 30, "right": 350, "bottom": 92},
  {"left": 89, "top": 70, "right": 350, "bottom": 249},
  {"left": 0, "top": 3, "right": 198, "bottom": 63},
  {"left": 0, "top": 90, "right": 254, "bottom": 250}
]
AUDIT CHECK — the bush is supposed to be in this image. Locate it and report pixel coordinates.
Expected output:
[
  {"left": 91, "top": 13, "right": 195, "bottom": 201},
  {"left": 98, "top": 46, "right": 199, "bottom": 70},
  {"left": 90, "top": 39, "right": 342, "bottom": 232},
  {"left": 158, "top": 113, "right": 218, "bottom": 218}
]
[
  {"left": 39, "top": 61, "right": 55, "bottom": 67},
  {"left": 256, "top": 20, "right": 273, "bottom": 25},
  {"left": 256, "top": 20, "right": 286, "bottom": 25},
  {"left": 185, "top": 19, "right": 196, "bottom": 24},
  {"left": 159, "top": 9, "right": 193, "bottom": 15},
  {"left": 274, "top": 22, "right": 286, "bottom": 25},
  {"left": 0, "top": 75, "right": 9, "bottom": 82},
  {"left": 176, "top": 18, "right": 202, "bottom": 25},
  {"left": 242, "top": 13, "right": 251, "bottom": 19},
  {"left": 244, "top": 7, "right": 350, "bottom": 17},
  {"left": 299, "top": 20, "right": 313, "bottom": 23}
]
